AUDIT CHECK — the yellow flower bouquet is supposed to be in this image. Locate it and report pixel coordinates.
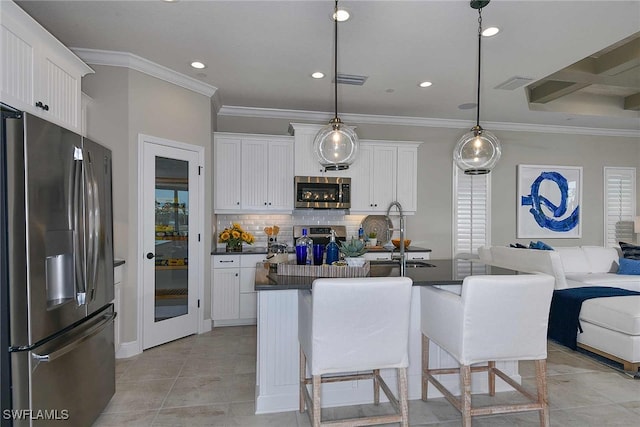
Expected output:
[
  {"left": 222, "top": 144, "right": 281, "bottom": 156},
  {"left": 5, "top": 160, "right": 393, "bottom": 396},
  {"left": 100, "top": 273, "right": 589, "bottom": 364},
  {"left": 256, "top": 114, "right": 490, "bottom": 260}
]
[{"left": 219, "top": 223, "right": 254, "bottom": 252}]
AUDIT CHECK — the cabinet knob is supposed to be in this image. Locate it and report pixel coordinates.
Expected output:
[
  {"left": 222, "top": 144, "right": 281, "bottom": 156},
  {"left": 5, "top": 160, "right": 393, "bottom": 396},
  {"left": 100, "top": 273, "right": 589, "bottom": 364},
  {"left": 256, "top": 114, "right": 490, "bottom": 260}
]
[
  {"left": 43, "top": 104, "right": 49, "bottom": 111},
  {"left": 35, "top": 101, "right": 43, "bottom": 109},
  {"left": 236, "top": 202, "right": 240, "bottom": 205},
  {"left": 264, "top": 202, "right": 267, "bottom": 205},
  {"left": 374, "top": 204, "right": 377, "bottom": 207},
  {"left": 146, "top": 252, "right": 155, "bottom": 259},
  {"left": 268, "top": 202, "right": 271, "bottom": 205},
  {"left": 235, "top": 273, "right": 238, "bottom": 277}
]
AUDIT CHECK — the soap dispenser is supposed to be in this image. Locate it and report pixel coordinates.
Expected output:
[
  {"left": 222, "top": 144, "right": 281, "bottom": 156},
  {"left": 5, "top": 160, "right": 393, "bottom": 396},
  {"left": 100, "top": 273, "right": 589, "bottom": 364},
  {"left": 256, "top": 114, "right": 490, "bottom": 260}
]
[{"left": 325, "top": 230, "right": 340, "bottom": 265}]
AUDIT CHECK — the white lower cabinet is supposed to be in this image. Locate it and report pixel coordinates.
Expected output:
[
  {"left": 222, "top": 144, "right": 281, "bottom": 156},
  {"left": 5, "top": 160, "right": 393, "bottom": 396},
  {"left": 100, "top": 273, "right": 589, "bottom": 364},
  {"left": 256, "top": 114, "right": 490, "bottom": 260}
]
[
  {"left": 364, "top": 251, "right": 430, "bottom": 261},
  {"left": 212, "top": 254, "right": 265, "bottom": 326},
  {"left": 407, "top": 252, "right": 431, "bottom": 260},
  {"left": 364, "top": 252, "right": 392, "bottom": 261},
  {"left": 114, "top": 263, "right": 124, "bottom": 354}
]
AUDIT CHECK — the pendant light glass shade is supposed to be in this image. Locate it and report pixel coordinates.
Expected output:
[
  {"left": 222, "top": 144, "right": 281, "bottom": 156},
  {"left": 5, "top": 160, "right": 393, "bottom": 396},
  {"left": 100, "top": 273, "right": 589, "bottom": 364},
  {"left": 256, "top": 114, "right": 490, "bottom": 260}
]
[
  {"left": 453, "top": 125, "right": 501, "bottom": 175},
  {"left": 313, "top": 118, "right": 359, "bottom": 171},
  {"left": 454, "top": 0, "right": 501, "bottom": 175},
  {"left": 312, "top": 0, "right": 359, "bottom": 171}
]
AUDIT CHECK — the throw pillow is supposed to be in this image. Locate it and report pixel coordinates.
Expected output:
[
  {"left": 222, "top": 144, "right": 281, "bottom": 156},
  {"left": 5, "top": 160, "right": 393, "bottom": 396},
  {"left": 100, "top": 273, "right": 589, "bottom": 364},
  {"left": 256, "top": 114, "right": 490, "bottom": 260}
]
[
  {"left": 529, "top": 241, "right": 554, "bottom": 250},
  {"left": 617, "top": 257, "right": 640, "bottom": 275},
  {"left": 619, "top": 241, "right": 640, "bottom": 260}
]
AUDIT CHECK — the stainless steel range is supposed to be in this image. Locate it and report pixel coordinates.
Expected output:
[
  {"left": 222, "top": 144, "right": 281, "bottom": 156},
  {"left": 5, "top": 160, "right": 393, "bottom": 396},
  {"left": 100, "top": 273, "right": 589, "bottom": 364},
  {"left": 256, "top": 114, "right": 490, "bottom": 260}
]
[{"left": 293, "top": 225, "right": 347, "bottom": 246}]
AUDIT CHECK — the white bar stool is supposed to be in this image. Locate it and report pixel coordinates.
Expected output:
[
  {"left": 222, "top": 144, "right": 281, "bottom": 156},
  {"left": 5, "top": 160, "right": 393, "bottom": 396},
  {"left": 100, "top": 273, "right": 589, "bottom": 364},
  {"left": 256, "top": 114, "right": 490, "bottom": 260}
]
[
  {"left": 298, "top": 277, "right": 413, "bottom": 427},
  {"left": 420, "top": 274, "right": 555, "bottom": 427}
]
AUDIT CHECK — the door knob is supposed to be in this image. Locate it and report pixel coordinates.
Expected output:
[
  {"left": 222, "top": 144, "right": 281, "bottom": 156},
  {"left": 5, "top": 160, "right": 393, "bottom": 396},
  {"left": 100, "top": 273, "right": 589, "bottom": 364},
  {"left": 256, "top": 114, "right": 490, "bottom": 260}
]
[{"left": 146, "top": 252, "right": 155, "bottom": 259}]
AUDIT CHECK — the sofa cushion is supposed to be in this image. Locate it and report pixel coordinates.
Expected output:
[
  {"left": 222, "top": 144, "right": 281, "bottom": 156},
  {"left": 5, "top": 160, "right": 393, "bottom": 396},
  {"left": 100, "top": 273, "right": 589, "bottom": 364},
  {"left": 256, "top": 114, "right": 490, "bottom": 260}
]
[
  {"left": 488, "top": 246, "right": 568, "bottom": 289},
  {"left": 619, "top": 241, "right": 640, "bottom": 260},
  {"left": 555, "top": 247, "right": 590, "bottom": 274},
  {"left": 580, "top": 296, "right": 640, "bottom": 336},
  {"left": 617, "top": 258, "right": 640, "bottom": 275},
  {"left": 582, "top": 246, "right": 619, "bottom": 273},
  {"left": 565, "top": 273, "right": 640, "bottom": 292}
]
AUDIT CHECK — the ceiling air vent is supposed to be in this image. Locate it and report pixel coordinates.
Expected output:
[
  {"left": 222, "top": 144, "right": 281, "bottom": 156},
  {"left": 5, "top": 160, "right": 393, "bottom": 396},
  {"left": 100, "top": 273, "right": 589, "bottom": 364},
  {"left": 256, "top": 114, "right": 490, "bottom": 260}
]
[
  {"left": 335, "top": 73, "right": 368, "bottom": 86},
  {"left": 495, "top": 76, "right": 534, "bottom": 90}
]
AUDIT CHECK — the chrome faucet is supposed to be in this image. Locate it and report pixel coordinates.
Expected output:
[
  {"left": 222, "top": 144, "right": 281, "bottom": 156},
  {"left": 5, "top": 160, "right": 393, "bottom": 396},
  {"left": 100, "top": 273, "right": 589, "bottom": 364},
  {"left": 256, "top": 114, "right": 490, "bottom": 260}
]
[{"left": 386, "top": 201, "right": 406, "bottom": 276}]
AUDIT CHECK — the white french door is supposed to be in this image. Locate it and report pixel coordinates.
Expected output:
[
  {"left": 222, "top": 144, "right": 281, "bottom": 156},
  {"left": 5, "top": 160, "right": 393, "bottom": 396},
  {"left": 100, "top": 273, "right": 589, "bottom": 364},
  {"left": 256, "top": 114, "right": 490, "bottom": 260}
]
[{"left": 140, "top": 136, "right": 202, "bottom": 349}]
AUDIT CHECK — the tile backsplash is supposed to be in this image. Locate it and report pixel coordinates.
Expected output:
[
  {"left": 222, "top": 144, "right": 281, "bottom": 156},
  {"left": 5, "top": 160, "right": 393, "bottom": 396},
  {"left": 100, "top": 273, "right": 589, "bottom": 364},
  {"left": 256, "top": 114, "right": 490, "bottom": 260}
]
[{"left": 214, "top": 211, "right": 396, "bottom": 249}]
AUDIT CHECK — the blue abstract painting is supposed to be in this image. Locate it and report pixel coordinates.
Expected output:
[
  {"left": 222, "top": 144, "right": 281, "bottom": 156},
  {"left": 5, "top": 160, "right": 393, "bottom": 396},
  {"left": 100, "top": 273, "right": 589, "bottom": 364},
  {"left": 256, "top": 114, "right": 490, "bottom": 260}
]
[{"left": 517, "top": 165, "right": 582, "bottom": 238}]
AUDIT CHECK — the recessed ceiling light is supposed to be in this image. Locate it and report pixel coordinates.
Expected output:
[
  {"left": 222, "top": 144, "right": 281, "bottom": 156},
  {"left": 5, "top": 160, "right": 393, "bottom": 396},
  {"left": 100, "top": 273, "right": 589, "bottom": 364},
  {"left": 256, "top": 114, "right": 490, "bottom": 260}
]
[
  {"left": 419, "top": 81, "right": 432, "bottom": 88},
  {"left": 333, "top": 9, "right": 350, "bottom": 22},
  {"left": 311, "top": 72, "right": 325, "bottom": 79},
  {"left": 482, "top": 26, "right": 500, "bottom": 37},
  {"left": 191, "top": 61, "right": 206, "bottom": 69}
]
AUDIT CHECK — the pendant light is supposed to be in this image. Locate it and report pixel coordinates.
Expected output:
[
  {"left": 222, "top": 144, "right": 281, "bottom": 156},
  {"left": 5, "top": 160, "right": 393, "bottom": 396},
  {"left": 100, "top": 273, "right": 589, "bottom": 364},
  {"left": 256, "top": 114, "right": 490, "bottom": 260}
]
[
  {"left": 312, "top": 0, "right": 359, "bottom": 171},
  {"left": 453, "top": 0, "right": 501, "bottom": 175}
]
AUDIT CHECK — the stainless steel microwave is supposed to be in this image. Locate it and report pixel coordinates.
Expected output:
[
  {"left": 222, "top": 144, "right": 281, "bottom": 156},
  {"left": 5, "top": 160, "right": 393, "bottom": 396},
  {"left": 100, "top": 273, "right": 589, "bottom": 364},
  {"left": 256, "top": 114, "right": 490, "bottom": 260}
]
[{"left": 294, "top": 176, "right": 351, "bottom": 209}]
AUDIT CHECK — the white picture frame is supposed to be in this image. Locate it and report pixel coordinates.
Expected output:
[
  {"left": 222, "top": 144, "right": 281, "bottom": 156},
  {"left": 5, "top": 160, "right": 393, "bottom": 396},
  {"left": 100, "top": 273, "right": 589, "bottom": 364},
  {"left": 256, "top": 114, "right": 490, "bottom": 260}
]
[{"left": 517, "top": 165, "right": 582, "bottom": 239}]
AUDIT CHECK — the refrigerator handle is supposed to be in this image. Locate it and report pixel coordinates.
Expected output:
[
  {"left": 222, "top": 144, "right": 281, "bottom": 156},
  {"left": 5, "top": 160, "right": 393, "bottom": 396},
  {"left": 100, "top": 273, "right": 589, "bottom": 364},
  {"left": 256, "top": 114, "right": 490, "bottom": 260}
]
[
  {"left": 31, "top": 312, "right": 115, "bottom": 363},
  {"left": 73, "top": 147, "right": 87, "bottom": 305},
  {"left": 85, "top": 152, "right": 100, "bottom": 301}
]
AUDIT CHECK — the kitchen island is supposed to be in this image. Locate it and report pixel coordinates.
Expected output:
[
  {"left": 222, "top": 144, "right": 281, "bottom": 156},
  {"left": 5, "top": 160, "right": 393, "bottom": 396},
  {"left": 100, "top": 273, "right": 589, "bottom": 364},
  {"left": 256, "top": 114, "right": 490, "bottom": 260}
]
[{"left": 254, "top": 259, "right": 522, "bottom": 414}]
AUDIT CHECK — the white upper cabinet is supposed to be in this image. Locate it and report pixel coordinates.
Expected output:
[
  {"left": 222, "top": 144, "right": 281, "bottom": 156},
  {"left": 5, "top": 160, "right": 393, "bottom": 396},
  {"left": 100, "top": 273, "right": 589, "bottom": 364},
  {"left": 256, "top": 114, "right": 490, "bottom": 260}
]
[
  {"left": 396, "top": 146, "right": 419, "bottom": 212},
  {"left": 290, "top": 123, "right": 353, "bottom": 178},
  {"left": 350, "top": 140, "right": 421, "bottom": 214},
  {"left": 0, "top": 1, "right": 93, "bottom": 133},
  {"left": 214, "top": 136, "right": 242, "bottom": 210},
  {"left": 214, "top": 133, "right": 294, "bottom": 213}
]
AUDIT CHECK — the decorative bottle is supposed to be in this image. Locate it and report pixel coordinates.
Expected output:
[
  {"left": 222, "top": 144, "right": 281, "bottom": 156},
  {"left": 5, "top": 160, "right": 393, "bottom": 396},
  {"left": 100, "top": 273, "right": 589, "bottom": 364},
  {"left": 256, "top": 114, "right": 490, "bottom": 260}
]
[
  {"left": 296, "top": 228, "right": 314, "bottom": 265},
  {"left": 325, "top": 230, "right": 340, "bottom": 265}
]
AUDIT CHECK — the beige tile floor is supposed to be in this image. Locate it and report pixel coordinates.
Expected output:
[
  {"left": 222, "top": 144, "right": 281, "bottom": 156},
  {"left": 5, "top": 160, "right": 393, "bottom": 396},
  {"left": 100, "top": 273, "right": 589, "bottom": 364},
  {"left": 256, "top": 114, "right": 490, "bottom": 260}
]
[{"left": 94, "top": 326, "right": 640, "bottom": 426}]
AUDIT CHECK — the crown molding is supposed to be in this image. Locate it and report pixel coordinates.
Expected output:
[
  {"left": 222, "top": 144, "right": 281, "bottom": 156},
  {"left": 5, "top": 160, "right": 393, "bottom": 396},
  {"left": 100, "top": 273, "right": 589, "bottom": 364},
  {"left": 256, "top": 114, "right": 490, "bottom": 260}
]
[
  {"left": 219, "top": 105, "right": 640, "bottom": 138},
  {"left": 72, "top": 48, "right": 217, "bottom": 98}
]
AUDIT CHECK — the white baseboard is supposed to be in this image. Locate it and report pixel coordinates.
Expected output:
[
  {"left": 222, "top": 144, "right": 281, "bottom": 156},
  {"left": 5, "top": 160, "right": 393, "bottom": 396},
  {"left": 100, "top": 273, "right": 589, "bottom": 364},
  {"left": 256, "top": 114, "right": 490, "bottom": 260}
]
[
  {"left": 200, "top": 317, "right": 212, "bottom": 334},
  {"left": 116, "top": 340, "right": 141, "bottom": 359},
  {"left": 212, "top": 318, "right": 257, "bottom": 327}
]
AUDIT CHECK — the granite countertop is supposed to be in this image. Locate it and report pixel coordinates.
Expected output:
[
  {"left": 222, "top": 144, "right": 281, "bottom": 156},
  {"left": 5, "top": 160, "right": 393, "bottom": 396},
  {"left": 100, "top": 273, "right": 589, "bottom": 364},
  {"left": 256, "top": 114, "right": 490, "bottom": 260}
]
[
  {"left": 211, "top": 245, "right": 432, "bottom": 255},
  {"left": 254, "top": 259, "right": 515, "bottom": 291}
]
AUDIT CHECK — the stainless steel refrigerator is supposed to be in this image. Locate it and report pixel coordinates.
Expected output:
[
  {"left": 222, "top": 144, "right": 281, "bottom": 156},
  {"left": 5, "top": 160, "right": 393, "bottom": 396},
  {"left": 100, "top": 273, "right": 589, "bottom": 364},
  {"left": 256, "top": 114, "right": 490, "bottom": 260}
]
[{"left": 1, "top": 105, "right": 115, "bottom": 427}]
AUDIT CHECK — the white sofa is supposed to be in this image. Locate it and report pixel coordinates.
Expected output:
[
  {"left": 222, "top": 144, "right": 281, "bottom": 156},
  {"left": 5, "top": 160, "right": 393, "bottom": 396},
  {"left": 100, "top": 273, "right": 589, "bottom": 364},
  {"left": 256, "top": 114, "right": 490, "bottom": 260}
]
[{"left": 479, "top": 245, "right": 640, "bottom": 371}]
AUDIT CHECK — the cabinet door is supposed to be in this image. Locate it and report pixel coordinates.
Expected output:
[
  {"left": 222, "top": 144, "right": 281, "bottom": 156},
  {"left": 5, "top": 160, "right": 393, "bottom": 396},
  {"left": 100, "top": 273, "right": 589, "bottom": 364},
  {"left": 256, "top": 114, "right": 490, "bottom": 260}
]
[
  {"left": 371, "top": 146, "right": 397, "bottom": 211},
  {"left": 267, "top": 140, "right": 294, "bottom": 211},
  {"left": 407, "top": 252, "right": 430, "bottom": 260},
  {"left": 214, "top": 137, "right": 242, "bottom": 211},
  {"left": 241, "top": 139, "right": 269, "bottom": 210},
  {"left": 239, "top": 293, "right": 257, "bottom": 319},
  {"left": 39, "top": 53, "right": 81, "bottom": 131},
  {"left": 0, "top": 19, "right": 36, "bottom": 112},
  {"left": 349, "top": 145, "right": 373, "bottom": 211},
  {"left": 397, "top": 146, "right": 418, "bottom": 213},
  {"left": 212, "top": 268, "right": 240, "bottom": 320}
]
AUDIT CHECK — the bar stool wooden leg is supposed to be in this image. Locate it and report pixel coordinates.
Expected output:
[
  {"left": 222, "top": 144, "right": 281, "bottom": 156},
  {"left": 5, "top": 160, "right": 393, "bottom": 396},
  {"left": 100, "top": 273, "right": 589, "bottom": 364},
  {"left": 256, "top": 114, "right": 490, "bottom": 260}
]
[
  {"left": 398, "top": 367, "right": 409, "bottom": 427},
  {"left": 299, "top": 347, "right": 306, "bottom": 413},
  {"left": 535, "top": 359, "right": 550, "bottom": 427},
  {"left": 312, "top": 375, "right": 321, "bottom": 427},
  {"left": 488, "top": 360, "right": 496, "bottom": 396},
  {"left": 460, "top": 364, "right": 472, "bottom": 427},
  {"left": 373, "top": 369, "right": 380, "bottom": 405},
  {"left": 422, "top": 334, "right": 430, "bottom": 401}
]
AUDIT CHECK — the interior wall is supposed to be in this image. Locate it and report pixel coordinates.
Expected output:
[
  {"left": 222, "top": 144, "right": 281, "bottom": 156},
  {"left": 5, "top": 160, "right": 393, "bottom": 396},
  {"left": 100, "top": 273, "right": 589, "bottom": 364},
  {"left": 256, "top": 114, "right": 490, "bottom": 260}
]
[
  {"left": 83, "top": 65, "right": 213, "bottom": 345},
  {"left": 217, "top": 115, "right": 640, "bottom": 258}
]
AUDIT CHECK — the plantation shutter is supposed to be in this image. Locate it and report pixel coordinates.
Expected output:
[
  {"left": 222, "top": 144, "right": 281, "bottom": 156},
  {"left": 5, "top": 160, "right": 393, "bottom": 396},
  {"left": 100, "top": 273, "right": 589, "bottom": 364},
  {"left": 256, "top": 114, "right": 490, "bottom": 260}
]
[
  {"left": 453, "top": 165, "right": 491, "bottom": 258},
  {"left": 604, "top": 167, "right": 636, "bottom": 248}
]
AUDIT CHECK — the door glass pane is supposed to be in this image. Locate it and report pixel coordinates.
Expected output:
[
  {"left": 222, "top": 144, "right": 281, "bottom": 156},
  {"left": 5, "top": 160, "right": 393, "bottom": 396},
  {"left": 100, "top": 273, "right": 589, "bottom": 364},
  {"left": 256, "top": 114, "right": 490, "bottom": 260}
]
[{"left": 154, "top": 156, "right": 189, "bottom": 322}]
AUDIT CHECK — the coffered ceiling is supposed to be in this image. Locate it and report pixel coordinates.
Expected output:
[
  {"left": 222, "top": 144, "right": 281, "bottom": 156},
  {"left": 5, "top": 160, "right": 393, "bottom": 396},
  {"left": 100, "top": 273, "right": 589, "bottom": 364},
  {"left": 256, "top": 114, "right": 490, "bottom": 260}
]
[{"left": 13, "top": 0, "right": 640, "bottom": 134}]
